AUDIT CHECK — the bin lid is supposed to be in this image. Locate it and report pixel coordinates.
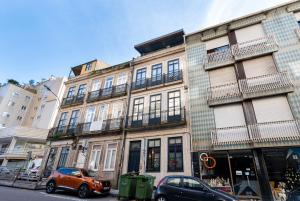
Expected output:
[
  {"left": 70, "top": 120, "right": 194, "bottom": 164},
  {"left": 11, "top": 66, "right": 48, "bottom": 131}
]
[{"left": 136, "top": 174, "right": 155, "bottom": 179}]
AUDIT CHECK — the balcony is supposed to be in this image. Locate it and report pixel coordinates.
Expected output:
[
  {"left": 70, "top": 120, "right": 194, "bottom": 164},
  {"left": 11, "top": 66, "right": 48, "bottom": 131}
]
[
  {"left": 79, "top": 118, "right": 123, "bottom": 135},
  {"left": 239, "top": 72, "right": 294, "bottom": 99},
  {"left": 211, "top": 120, "right": 300, "bottom": 147},
  {"left": 0, "top": 148, "right": 45, "bottom": 159},
  {"left": 204, "top": 48, "right": 234, "bottom": 70},
  {"left": 61, "top": 94, "right": 85, "bottom": 108},
  {"left": 231, "top": 35, "right": 278, "bottom": 61},
  {"left": 211, "top": 125, "right": 250, "bottom": 146},
  {"left": 126, "top": 107, "right": 186, "bottom": 131},
  {"left": 207, "top": 82, "right": 242, "bottom": 106},
  {"left": 249, "top": 120, "right": 300, "bottom": 143},
  {"left": 131, "top": 70, "right": 183, "bottom": 91},
  {"left": 87, "top": 84, "right": 127, "bottom": 103},
  {"left": 48, "top": 118, "right": 123, "bottom": 139}
]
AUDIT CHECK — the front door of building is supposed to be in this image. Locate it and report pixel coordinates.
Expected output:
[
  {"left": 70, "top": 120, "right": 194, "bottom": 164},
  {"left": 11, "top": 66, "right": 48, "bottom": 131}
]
[
  {"left": 229, "top": 152, "right": 260, "bottom": 199},
  {"left": 127, "top": 141, "right": 141, "bottom": 173}
]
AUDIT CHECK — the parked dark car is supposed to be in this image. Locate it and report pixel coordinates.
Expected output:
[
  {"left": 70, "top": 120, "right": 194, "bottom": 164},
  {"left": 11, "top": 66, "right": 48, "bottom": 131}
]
[
  {"left": 155, "top": 176, "right": 237, "bottom": 201},
  {"left": 288, "top": 187, "right": 300, "bottom": 201}
]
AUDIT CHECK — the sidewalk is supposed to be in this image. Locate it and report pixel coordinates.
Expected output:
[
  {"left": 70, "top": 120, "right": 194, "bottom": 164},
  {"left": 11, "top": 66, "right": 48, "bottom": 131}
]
[{"left": 0, "top": 179, "right": 47, "bottom": 190}]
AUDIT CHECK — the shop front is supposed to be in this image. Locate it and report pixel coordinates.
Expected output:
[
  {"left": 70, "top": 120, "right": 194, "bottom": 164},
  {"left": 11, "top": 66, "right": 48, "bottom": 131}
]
[{"left": 193, "top": 147, "right": 300, "bottom": 201}]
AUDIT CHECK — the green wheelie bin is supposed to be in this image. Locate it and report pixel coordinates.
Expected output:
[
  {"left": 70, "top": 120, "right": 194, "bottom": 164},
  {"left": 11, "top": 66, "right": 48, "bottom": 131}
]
[
  {"left": 135, "top": 175, "right": 155, "bottom": 201},
  {"left": 118, "top": 174, "right": 137, "bottom": 200}
]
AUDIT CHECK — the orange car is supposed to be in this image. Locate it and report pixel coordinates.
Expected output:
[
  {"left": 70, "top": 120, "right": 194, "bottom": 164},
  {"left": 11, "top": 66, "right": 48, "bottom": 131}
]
[{"left": 46, "top": 167, "right": 111, "bottom": 198}]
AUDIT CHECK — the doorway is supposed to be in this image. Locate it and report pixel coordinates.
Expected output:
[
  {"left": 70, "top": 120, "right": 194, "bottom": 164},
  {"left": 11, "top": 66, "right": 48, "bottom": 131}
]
[{"left": 127, "top": 141, "right": 141, "bottom": 173}]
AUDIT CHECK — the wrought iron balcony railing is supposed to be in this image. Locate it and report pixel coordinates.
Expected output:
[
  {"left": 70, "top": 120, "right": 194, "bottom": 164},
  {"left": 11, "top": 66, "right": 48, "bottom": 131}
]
[
  {"left": 61, "top": 94, "right": 85, "bottom": 108},
  {"left": 204, "top": 48, "right": 234, "bottom": 70},
  {"left": 131, "top": 70, "right": 183, "bottom": 90},
  {"left": 211, "top": 120, "right": 300, "bottom": 146},
  {"left": 87, "top": 84, "right": 127, "bottom": 103},
  {"left": 239, "top": 71, "right": 294, "bottom": 99},
  {"left": 126, "top": 107, "right": 186, "bottom": 130},
  {"left": 47, "top": 118, "right": 123, "bottom": 139},
  {"left": 207, "top": 82, "right": 242, "bottom": 106},
  {"left": 231, "top": 35, "right": 278, "bottom": 61}
]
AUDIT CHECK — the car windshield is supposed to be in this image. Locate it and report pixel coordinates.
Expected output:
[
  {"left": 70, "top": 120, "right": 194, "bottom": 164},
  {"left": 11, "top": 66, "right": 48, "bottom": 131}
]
[{"left": 81, "top": 169, "right": 90, "bottom": 177}]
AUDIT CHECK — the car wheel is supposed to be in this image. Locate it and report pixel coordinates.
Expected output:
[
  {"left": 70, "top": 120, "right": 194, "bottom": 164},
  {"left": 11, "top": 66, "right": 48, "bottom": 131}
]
[
  {"left": 46, "top": 180, "right": 56, "bottom": 194},
  {"left": 156, "top": 195, "right": 167, "bottom": 201},
  {"left": 78, "top": 184, "right": 90, "bottom": 198}
]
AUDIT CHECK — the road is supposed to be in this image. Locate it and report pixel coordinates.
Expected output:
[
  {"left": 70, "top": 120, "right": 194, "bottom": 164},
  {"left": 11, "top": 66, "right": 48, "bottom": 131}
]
[{"left": 0, "top": 186, "right": 117, "bottom": 201}]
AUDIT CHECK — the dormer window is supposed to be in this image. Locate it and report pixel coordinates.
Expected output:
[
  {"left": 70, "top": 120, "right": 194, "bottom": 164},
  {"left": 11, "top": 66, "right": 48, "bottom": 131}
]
[{"left": 85, "top": 63, "right": 92, "bottom": 71}]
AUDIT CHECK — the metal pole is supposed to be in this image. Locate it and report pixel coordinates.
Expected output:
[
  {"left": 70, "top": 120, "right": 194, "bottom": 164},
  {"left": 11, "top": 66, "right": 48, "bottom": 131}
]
[
  {"left": 43, "top": 85, "right": 61, "bottom": 109},
  {"left": 116, "top": 58, "right": 135, "bottom": 187}
]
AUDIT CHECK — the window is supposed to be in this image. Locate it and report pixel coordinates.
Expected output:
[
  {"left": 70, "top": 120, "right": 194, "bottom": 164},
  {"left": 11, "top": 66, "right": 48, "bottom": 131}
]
[
  {"left": 182, "top": 178, "right": 205, "bottom": 191},
  {"left": 77, "top": 84, "right": 86, "bottom": 96},
  {"left": 85, "top": 63, "right": 91, "bottom": 71},
  {"left": 21, "top": 105, "right": 26, "bottom": 110},
  {"left": 58, "top": 112, "right": 68, "bottom": 130},
  {"left": 103, "top": 77, "right": 113, "bottom": 95},
  {"left": 297, "top": 21, "right": 300, "bottom": 27},
  {"left": 168, "top": 137, "right": 183, "bottom": 172},
  {"left": 17, "top": 116, "right": 22, "bottom": 121},
  {"left": 67, "top": 87, "right": 76, "bottom": 98},
  {"left": 7, "top": 100, "right": 15, "bottom": 106},
  {"left": 132, "top": 98, "right": 144, "bottom": 122},
  {"left": 146, "top": 139, "right": 161, "bottom": 172},
  {"left": 104, "top": 143, "right": 117, "bottom": 171},
  {"left": 168, "top": 91, "right": 181, "bottom": 118},
  {"left": 2, "top": 112, "right": 10, "bottom": 118},
  {"left": 151, "top": 64, "right": 162, "bottom": 83},
  {"left": 12, "top": 92, "right": 19, "bottom": 97},
  {"left": 88, "top": 145, "right": 101, "bottom": 171},
  {"left": 41, "top": 105, "right": 45, "bottom": 110},
  {"left": 136, "top": 68, "right": 146, "bottom": 85},
  {"left": 117, "top": 73, "right": 127, "bottom": 85},
  {"left": 207, "top": 45, "right": 229, "bottom": 54},
  {"left": 25, "top": 96, "right": 31, "bottom": 101},
  {"left": 68, "top": 110, "right": 80, "bottom": 129},
  {"left": 57, "top": 147, "right": 70, "bottom": 169},
  {"left": 168, "top": 59, "right": 180, "bottom": 75},
  {"left": 149, "top": 94, "right": 161, "bottom": 121},
  {"left": 167, "top": 177, "right": 181, "bottom": 187}
]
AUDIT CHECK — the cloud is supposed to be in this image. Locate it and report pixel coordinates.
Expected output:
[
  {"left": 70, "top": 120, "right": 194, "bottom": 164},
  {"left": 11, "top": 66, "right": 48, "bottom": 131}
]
[{"left": 203, "top": 0, "right": 291, "bottom": 28}]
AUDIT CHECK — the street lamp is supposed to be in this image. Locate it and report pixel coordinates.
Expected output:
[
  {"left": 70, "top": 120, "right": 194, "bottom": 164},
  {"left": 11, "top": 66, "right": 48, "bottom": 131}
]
[{"left": 43, "top": 84, "right": 61, "bottom": 108}]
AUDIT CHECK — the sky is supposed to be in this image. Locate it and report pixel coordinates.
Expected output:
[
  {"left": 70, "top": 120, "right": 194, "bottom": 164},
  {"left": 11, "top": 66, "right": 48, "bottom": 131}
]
[{"left": 0, "top": 0, "right": 290, "bottom": 84}]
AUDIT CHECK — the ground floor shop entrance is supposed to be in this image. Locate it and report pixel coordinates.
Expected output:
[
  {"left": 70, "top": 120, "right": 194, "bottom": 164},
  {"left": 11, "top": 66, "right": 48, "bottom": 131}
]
[{"left": 193, "top": 147, "right": 300, "bottom": 201}]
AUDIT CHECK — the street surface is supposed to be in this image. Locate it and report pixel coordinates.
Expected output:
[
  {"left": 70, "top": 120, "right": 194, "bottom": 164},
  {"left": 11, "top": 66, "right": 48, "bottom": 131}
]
[{"left": 0, "top": 186, "right": 117, "bottom": 201}]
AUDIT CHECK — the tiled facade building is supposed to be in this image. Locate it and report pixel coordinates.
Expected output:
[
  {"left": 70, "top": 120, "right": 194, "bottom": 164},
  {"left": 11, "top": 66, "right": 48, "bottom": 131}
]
[
  {"left": 42, "top": 1, "right": 300, "bottom": 200},
  {"left": 186, "top": 1, "right": 300, "bottom": 200}
]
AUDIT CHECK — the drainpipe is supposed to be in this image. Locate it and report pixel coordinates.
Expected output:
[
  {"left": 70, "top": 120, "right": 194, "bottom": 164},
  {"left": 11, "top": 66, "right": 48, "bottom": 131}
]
[{"left": 116, "top": 58, "right": 135, "bottom": 187}]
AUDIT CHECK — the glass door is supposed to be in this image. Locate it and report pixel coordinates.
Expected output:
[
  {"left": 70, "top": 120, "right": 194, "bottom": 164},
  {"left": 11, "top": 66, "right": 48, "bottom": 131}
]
[
  {"left": 103, "top": 77, "right": 113, "bottom": 96},
  {"left": 229, "top": 151, "right": 261, "bottom": 199}
]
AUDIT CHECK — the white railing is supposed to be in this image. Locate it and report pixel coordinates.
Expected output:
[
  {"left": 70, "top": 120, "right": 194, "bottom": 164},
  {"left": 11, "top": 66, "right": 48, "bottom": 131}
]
[
  {"left": 231, "top": 35, "right": 278, "bottom": 60},
  {"left": 211, "top": 120, "right": 300, "bottom": 146},
  {"left": 1, "top": 149, "right": 45, "bottom": 157},
  {"left": 239, "top": 72, "right": 293, "bottom": 98},
  {"left": 204, "top": 48, "right": 234, "bottom": 70},
  {"left": 207, "top": 82, "right": 242, "bottom": 105},
  {"left": 296, "top": 28, "right": 300, "bottom": 40},
  {"left": 249, "top": 120, "right": 300, "bottom": 142},
  {"left": 211, "top": 125, "right": 250, "bottom": 145}
]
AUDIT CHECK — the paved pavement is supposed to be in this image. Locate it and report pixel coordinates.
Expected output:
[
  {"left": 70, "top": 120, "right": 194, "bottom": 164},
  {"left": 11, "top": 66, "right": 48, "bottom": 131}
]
[{"left": 0, "top": 186, "right": 118, "bottom": 201}]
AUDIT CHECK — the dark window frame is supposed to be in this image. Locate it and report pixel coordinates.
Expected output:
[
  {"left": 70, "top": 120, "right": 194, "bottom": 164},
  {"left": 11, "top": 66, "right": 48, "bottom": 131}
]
[
  {"left": 68, "top": 110, "right": 80, "bottom": 129},
  {"left": 135, "top": 68, "right": 147, "bottom": 84},
  {"left": 167, "top": 90, "right": 181, "bottom": 117},
  {"left": 58, "top": 112, "right": 68, "bottom": 128},
  {"left": 57, "top": 146, "right": 70, "bottom": 169},
  {"left": 85, "top": 63, "right": 91, "bottom": 71},
  {"left": 168, "top": 137, "right": 184, "bottom": 172},
  {"left": 66, "top": 86, "right": 76, "bottom": 98},
  {"left": 132, "top": 97, "right": 144, "bottom": 121},
  {"left": 149, "top": 94, "right": 161, "bottom": 119},
  {"left": 168, "top": 59, "right": 180, "bottom": 75},
  {"left": 77, "top": 84, "right": 87, "bottom": 97},
  {"left": 146, "top": 139, "right": 161, "bottom": 172},
  {"left": 151, "top": 63, "right": 162, "bottom": 81}
]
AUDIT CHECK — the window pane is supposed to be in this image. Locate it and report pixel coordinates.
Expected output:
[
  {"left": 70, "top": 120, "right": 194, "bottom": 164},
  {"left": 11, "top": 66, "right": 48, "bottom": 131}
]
[
  {"left": 167, "top": 178, "right": 181, "bottom": 187},
  {"left": 183, "top": 178, "right": 204, "bottom": 191}
]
